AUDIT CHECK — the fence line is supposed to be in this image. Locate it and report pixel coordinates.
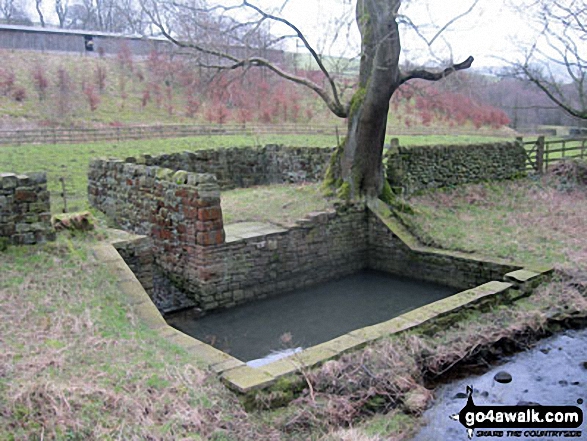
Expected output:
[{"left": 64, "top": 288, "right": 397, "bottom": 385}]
[
  {"left": 0, "top": 123, "right": 512, "bottom": 146},
  {"left": 520, "top": 136, "right": 587, "bottom": 173}
]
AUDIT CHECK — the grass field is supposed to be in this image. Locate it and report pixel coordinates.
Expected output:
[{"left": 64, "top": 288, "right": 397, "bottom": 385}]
[
  {"left": 222, "top": 183, "right": 334, "bottom": 226},
  {"left": 0, "top": 133, "right": 508, "bottom": 214}
]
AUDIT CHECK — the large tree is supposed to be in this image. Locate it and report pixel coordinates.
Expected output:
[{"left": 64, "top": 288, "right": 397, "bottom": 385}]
[
  {"left": 511, "top": 0, "right": 587, "bottom": 121},
  {"left": 142, "top": 0, "right": 476, "bottom": 199}
]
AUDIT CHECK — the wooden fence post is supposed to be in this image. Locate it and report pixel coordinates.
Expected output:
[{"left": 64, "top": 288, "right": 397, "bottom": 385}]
[{"left": 536, "top": 136, "right": 545, "bottom": 174}]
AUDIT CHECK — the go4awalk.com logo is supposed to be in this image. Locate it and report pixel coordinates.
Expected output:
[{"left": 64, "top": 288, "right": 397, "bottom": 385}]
[{"left": 450, "top": 386, "right": 584, "bottom": 439}]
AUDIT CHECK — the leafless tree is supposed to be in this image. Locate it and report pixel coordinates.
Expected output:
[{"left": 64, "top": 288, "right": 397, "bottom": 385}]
[
  {"left": 0, "top": 0, "right": 16, "bottom": 22},
  {"left": 511, "top": 0, "right": 587, "bottom": 121},
  {"left": 35, "top": 0, "right": 45, "bottom": 27},
  {"left": 0, "top": 0, "right": 30, "bottom": 24},
  {"left": 65, "top": 0, "right": 150, "bottom": 34},
  {"left": 142, "top": 0, "right": 477, "bottom": 199},
  {"left": 55, "top": 0, "right": 69, "bottom": 28}
]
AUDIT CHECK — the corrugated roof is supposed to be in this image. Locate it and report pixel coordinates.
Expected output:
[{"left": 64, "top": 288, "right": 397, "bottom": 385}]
[{"left": 0, "top": 24, "right": 168, "bottom": 41}]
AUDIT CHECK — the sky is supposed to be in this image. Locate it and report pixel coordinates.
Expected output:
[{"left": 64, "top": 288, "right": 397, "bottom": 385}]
[
  {"left": 24, "top": 0, "right": 542, "bottom": 70},
  {"left": 245, "top": 0, "right": 541, "bottom": 70}
]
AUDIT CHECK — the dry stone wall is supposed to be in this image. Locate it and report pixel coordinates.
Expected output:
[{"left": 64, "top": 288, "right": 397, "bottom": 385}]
[
  {"left": 367, "top": 211, "right": 519, "bottom": 290},
  {"left": 187, "top": 206, "right": 368, "bottom": 310},
  {"left": 0, "top": 172, "right": 55, "bottom": 245},
  {"left": 88, "top": 155, "right": 366, "bottom": 312},
  {"left": 89, "top": 144, "right": 527, "bottom": 314},
  {"left": 139, "top": 145, "right": 335, "bottom": 189},
  {"left": 88, "top": 158, "right": 224, "bottom": 283},
  {"left": 386, "top": 141, "right": 527, "bottom": 194}
]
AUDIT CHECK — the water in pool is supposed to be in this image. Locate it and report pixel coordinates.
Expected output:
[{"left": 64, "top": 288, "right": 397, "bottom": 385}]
[{"left": 166, "top": 269, "right": 457, "bottom": 363}]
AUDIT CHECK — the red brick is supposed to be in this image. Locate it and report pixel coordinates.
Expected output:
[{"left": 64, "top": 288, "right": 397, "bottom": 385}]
[
  {"left": 197, "top": 207, "right": 222, "bottom": 221},
  {"left": 14, "top": 190, "right": 37, "bottom": 202},
  {"left": 196, "top": 220, "right": 223, "bottom": 232},
  {"left": 183, "top": 207, "right": 197, "bottom": 218}
]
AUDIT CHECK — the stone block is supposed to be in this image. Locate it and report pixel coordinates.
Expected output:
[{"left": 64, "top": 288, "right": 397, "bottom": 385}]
[
  {"left": 0, "top": 173, "right": 17, "bottom": 189},
  {"left": 14, "top": 189, "right": 37, "bottom": 203},
  {"left": 221, "top": 366, "right": 275, "bottom": 393}
]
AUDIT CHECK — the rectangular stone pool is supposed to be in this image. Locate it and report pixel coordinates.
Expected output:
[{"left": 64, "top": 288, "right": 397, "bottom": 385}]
[{"left": 166, "top": 269, "right": 457, "bottom": 363}]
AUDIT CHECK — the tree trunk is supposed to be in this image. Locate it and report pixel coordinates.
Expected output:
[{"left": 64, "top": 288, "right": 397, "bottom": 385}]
[{"left": 336, "top": 0, "right": 402, "bottom": 200}]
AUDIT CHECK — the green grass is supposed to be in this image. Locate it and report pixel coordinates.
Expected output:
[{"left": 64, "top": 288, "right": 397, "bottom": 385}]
[
  {"left": 0, "top": 234, "right": 277, "bottom": 439},
  {"left": 402, "top": 176, "right": 587, "bottom": 270},
  {"left": 221, "top": 183, "right": 334, "bottom": 226},
  {"left": 0, "top": 133, "right": 511, "bottom": 214}
]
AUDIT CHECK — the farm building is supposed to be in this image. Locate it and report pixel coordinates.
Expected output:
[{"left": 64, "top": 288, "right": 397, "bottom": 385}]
[
  {"left": 0, "top": 24, "right": 286, "bottom": 64},
  {"left": 0, "top": 24, "right": 170, "bottom": 55}
]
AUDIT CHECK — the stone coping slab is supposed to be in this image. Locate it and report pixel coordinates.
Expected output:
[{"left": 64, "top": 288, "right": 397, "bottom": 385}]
[
  {"left": 95, "top": 216, "right": 554, "bottom": 394},
  {"left": 224, "top": 222, "right": 287, "bottom": 243}
]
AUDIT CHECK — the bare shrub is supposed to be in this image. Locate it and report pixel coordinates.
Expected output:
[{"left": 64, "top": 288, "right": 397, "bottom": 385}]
[
  {"left": 549, "top": 158, "right": 587, "bottom": 187},
  {"left": 11, "top": 86, "right": 26, "bottom": 102},
  {"left": 94, "top": 64, "right": 107, "bottom": 93},
  {"left": 83, "top": 86, "right": 100, "bottom": 112},
  {"left": 56, "top": 67, "right": 73, "bottom": 117},
  {"left": 31, "top": 64, "right": 49, "bottom": 100}
]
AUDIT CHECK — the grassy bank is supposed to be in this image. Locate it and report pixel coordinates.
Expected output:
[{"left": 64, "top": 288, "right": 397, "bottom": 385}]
[
  {"left": 401, "top": 175, "right": 587, "bottom": 271},
  {"left": 0, "top": 235, "right": 280, "bottom": 440},
  {"left": 0, "top": 133, "right": 507, "bottom": 213}
]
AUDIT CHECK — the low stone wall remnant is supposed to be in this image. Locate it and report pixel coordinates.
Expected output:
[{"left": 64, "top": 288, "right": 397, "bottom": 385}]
[{"left": 0, "top": 171, "right": 55, "bottom": 245}]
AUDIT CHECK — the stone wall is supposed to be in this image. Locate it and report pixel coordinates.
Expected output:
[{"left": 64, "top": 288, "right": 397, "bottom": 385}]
[
  {"left": 88, "top": 156, "right": 366, "bottom": 312},
  {"left": 0, "top": 172, "right": 55, "bottom": 245},
  {"left": 89, "top": 145, "right": 527, "bottom": 315},
  {"left": 111, "top": 234, "right": 196, "bottom": 313},
  {"left": 112, "top": 235, "right": 154, "bottom": 294},
  {"left": 138, "top": 145, "right": 335, "bottom": 189},
  {"left": 88, "top": 159, "right": 224, "bottom": 282},
  {"left": 367, "top": 209, "right": 519, "bottom": 290},
  {"left": 385, "top": 141, "right": 526, "bottom": 194},
  {"left": 188, "top": 206, "right": 368, "bottom": 310}
]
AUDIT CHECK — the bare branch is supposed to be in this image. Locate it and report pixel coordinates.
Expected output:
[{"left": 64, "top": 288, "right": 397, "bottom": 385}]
[
  {"left": 399, "top": 56, "right": 474, "bottom": 86},
  {"left": 242, "top": 0, "right": 344, "bottom": 113},
  {"left": 199, "top": 56, "right": 348, "bottom": 118}
]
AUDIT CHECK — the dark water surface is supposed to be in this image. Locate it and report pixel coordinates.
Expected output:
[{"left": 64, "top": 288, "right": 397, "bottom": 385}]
[
  {"left": 411, "top": 328, "right": 587, "bottom": 441},
  {"left": 167, "top": 269, "right": 457, "bottom": 362}
]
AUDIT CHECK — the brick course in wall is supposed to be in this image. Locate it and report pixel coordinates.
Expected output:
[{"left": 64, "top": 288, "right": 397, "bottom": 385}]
[
  {"left": 386, "top": 141, "right": 527, "bottom": 194},
  {"left": 0, "top": 171, "right": 55, "bottom": 245}
]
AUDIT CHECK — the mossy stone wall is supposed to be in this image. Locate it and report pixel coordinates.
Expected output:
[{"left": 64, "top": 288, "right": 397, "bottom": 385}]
[
  {"left": 142, "top": 145, "right": 335, "bottom": 190},
  {"left": 385, "top": 141, "right": 526, "bottom": 194},
  {"left": 0, "top": 171, "right": 55, "bottom": 245}
]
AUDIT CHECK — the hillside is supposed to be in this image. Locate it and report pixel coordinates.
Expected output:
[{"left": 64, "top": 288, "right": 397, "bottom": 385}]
[{"left": 0, "top": 48, "right": 514, "bottom": 134}]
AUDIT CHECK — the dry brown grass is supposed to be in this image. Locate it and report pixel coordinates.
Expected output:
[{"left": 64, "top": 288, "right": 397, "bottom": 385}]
[
  {"left": 404, "top": 173, "right": 587, "bottom": 271},
  {"left": 0, "top": 239, "right": 279, "bottom": 440}
]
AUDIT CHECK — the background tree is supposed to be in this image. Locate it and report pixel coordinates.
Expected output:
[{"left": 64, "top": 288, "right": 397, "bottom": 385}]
[
  {"left": 142, "top": 0, "right": 477, "bottom": 199},
  {"left": 510, "top": 0, "right": 587, "bottom": 121},
  {"left": 35, "top": 0, "right": 45, "bottom": 27},
  {"left": 55, "top": 0, "right": 69, "bottom": 28},
  {"left": 0, "top": 0, "right": 31, "bottom": 24}
]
